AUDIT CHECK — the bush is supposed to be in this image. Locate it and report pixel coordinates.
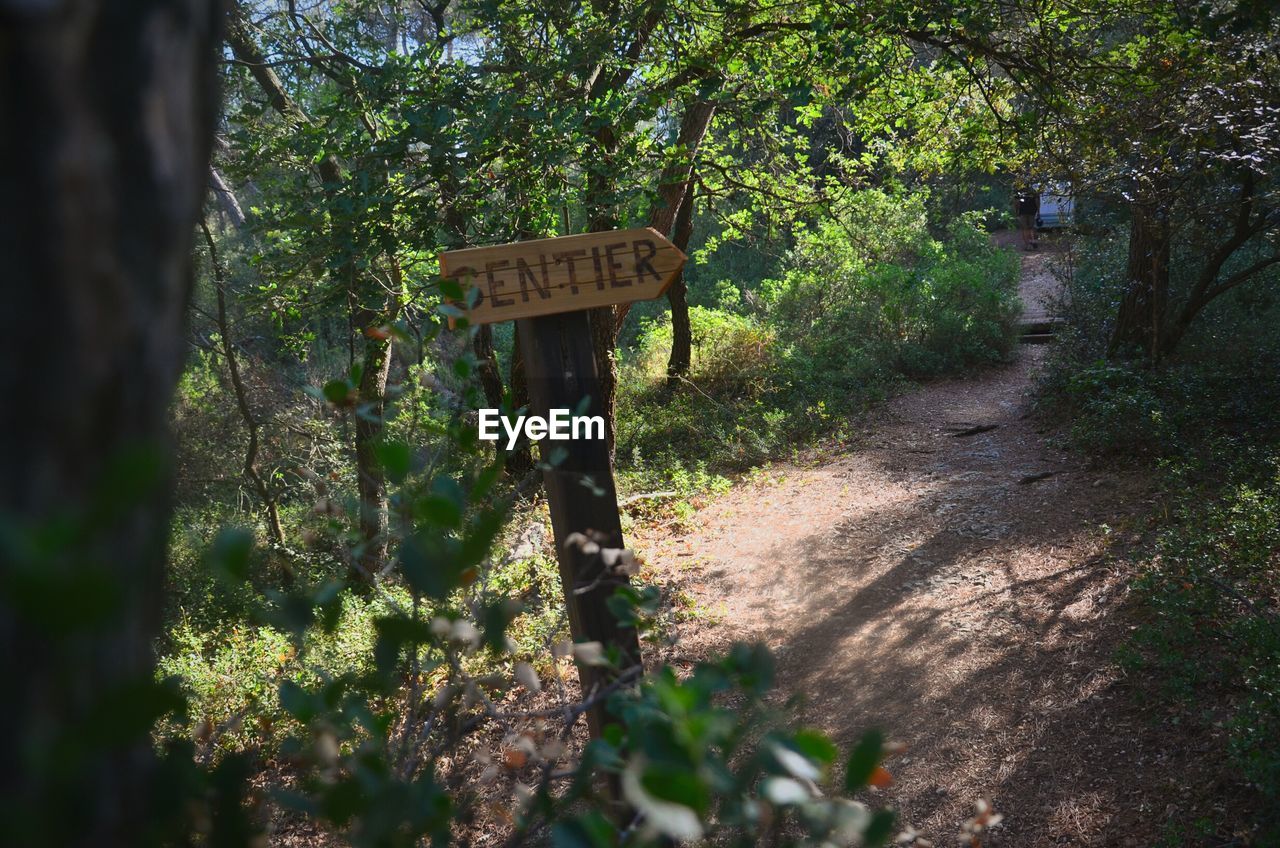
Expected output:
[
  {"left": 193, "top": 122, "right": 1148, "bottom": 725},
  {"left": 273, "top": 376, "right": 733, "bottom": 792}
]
[
  {"left": 632, "top": 306, "right": 775, "bottom": 395},
  {"left": 1041, "top": 230, "right": 1280, "bottom": 840},
  {"left": 157, "top": 587, "right": 411, "bottom": 754},
  {"left": 1122, "top": 446, "right": 1280, "bottom": 835},
  {"left": 615, "top": 189, "right": 1020, "bottom": 485},
  {"left": 1045, "top": 356, "right": 1280, "bottom": 458},
  {"left": 762, "top": 195, "right": 1020, "bottom": 378}
]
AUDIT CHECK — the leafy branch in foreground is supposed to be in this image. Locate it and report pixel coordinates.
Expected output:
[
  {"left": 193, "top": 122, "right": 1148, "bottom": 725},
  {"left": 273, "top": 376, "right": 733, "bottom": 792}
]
[{"left": 185, "top": 354, "right": 903, "bottom": 844}]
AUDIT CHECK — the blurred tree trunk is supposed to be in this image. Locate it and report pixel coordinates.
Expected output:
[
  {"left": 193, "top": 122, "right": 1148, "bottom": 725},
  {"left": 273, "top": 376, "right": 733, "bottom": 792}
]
[{"left": 0, "top": 1, "right": 220, "bottom": 841}]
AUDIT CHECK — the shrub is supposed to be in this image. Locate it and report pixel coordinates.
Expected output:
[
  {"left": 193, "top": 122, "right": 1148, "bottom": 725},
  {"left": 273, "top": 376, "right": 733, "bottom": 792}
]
[
  {"left": 1042, "top": 230, "right": 1280, "bottom": 840},
  {"left": 157, "top": 588, "right": 411, "bottom": 754},
  {"left": 762, "top": 198, "right": 1020, "bottom": 379},
  {"left": 616, "top": 190, "right": 1020, "bottom": 484},
  {"left": 632, "top": 306, "right": 775, "bottom": 395},
  {"left": 1123, "top": 447, "right": 1280, "bottom": 835}
]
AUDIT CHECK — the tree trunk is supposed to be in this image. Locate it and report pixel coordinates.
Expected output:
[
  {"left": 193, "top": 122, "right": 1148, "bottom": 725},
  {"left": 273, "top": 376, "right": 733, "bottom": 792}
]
[
  {"left": 1108, "top": 203, "right": 1170, "bottom": 360},
  {"left": 666, "top": 187, "right": 697, "bottom": 384},
  {"left": 0, "top": 2, "right": 220, "bottom": 842},
  {"left": 227, "top": 3, "right": 399, "bottom": 581},
  {"left": 1156, "top": 171, "right": 1277, "bottom": 358},
  {"left": 585, "top": 126, "right": 622, "bottom": 457},
  {"left": 507, "top": 322, "right": 535, "bottom": 478},
  {"left": 353, "top": 309, "right": 396, "bottom": 580},
  {"left": 473, "top": 324, "right": 506, "bottom": 411},
  {"left": 614, "top": 100, "right": 716, "bottom": 339},
  {"left": 648, "top": 101, "right": 716, "bottom": 238},
  {"left": 588, "top": 306, "right": 620, "bottom": 456}
]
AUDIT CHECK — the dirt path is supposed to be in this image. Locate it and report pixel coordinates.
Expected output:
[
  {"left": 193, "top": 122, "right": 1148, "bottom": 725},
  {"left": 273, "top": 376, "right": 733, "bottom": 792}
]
[{"left": 638, "top": 248, "right": 1239, "bottom": 846}]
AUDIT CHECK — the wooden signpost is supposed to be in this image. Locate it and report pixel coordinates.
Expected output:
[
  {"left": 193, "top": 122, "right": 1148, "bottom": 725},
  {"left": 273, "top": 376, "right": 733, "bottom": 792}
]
[
  {"left": 440, "top": 228, "right": 686, "bottom": 738},
  {"left": 438, "top": 227, "right": 686, "bottom": 325}
]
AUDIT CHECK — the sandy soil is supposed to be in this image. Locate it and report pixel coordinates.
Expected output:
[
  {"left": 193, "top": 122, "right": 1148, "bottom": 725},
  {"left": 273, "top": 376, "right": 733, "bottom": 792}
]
[{"left": 636, "top": 245, "right": 1253, "bottom": 846}]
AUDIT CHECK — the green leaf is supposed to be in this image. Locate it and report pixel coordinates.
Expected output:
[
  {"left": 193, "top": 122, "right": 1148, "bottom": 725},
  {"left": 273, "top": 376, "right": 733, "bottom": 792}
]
[
  {"left": 417, "top": 495, "right": 462, "bottom": 528},
  {"left": 319, "top": 778, "right": 366, "bottom": 826},
  {"left": 863, "top": 808, "right": 897, "bottom": 846},
  {"left": 551, "top": 812, "right": 615, "bottom": 848},
  {"left": 480, "top": 596, "right": 520, "bottom": 652},
  {"left": 398, "top": 535, "right": 463, "bottom": 600},
  {"left": 322, "top": 379, "right": 351, "bottom": 405},
  {"left": 790, "top": 729, "right": 839, "bottom": 765},
  {"left": 606, "top": 585, "right": 660, "bottom": 627},
  {"left": 640, "top": 763, "right": 709, "bottom": 813},
  {"left": 210, "top": 527, "right": 253, "bottom": 582},
  {"left": 845, "top": 728, "right": 885, "bottom": 791},
  {"left": 438, "top": 277, "right": 465, "bottom": 300},
  {"left": 373, "top": 615, "right": 434, "bottom": 672},
  {"left": 375, "top": 441, "right": 412, "bottom": 483},
  {"left": 279, "top": 680, "right": 318, "bottom": 722}
]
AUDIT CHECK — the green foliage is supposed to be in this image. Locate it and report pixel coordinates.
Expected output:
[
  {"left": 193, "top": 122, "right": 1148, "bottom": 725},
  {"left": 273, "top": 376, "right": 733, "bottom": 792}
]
[
  {"left": 764, "top": 193, "right": 1020, "bottom": 378},
  {"left": 642, "top": 306, "right": 775, "bottom": 394},
  {"left": 157, "top": 589, "right": 410, "bottom": 755},
  {"left": 155, "top": 447, "right": 896, "bottom": 847},
  {"left": 1043, "top": 229, "right": 1280, "bottom": 839},
  {"left": 617, "top": 190, "right": 1020, "bottom": 481},
  {"left": 1121, "top": 445, "right": 1280, "bottom": 837},
  {"left": 21, "top": 0, "right": 1280, "bottom": 844},
  {"left": 1044, "top": 338, "right": 1280, "bottom": 460}
]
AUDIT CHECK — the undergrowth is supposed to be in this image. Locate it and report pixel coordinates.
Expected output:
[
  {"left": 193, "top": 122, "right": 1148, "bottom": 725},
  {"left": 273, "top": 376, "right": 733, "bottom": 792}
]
[
  {"left": 616, "top": 190, "right": 1020, "bottom": 489},
  {"left": 1042, "top": 229, "right": 1280, "bottom": 841}
]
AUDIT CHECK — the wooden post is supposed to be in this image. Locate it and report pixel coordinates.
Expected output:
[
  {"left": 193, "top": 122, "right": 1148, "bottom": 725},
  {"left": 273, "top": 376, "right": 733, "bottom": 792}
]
[
  {"left": 440, "top": 228, "right": 685, "bottom": 737},
  {"left": 516, "top": 309, "right": 641, "bottom": 737}
]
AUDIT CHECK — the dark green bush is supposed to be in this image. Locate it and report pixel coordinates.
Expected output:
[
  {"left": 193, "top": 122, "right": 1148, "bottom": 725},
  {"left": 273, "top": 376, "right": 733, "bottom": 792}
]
[
  {"left": 1123, "top": 446, "right": 1280, "bottom": 835},
  {"left": 1043, "top": 230, "right": 1280, "bottom": 841}
]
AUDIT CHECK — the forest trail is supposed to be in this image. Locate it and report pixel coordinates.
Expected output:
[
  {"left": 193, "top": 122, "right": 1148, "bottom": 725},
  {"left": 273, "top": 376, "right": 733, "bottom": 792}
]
[{"left": 638, "top": 247, "right": 1230, "bottom": 846}]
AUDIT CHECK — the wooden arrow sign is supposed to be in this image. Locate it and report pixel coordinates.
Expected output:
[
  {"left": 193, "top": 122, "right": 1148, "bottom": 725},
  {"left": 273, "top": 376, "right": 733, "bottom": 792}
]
[{"left": 439, "top": 227, "right": 687, "bottom": 325}]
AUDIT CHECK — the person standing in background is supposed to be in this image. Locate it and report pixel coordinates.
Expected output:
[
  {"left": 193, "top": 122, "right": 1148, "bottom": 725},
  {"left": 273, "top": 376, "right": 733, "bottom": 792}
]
[{"left": 1014, "top": 186, "right": 1040, "bottom": 250}]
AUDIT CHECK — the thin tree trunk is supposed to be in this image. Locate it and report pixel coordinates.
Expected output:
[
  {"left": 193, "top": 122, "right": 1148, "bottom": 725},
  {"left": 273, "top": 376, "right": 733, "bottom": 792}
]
[
  {"left": 200, "top": 219, "right": 289, "bottom": 558},
  {"left": 583, "top": 99, "right": 716, "bottom": 456},
  {"left": 666, "top": 187, "right": 697, "bottom": 384},
  {"left": 0, "top": 2, "right": 220, "bottom": 842},
  {"left": 575, "top": 4, "right": 667, "bottom": 461},
  {"left": 473, "top": 325, "right": 506, "bottom": 410},
  {"left": 648, "top": 101, "right": 716, "bottom": 239},
  {"left": 209, "top": 164, "right": 246, "bottom": 227},
  {"left": 351, "top": 255, "right": 403, "bottom": 580},
  {"left": 507, "top": 322, "right": 535, "bottom": 477},
  {"left": 588, "top": 305, "right": 621, "bottom": 456},
  {"left": 613, "top": 100, "right": 717, "bottom": 338},
  {"left": 584, "top": 122, "right": 624, "bottom": 456},
  {"left": 1156, "top": 171, "right": 1277, "bottom": 357},
  {"left": 355, "top": 331, "right": 394, "bottom": 577}
]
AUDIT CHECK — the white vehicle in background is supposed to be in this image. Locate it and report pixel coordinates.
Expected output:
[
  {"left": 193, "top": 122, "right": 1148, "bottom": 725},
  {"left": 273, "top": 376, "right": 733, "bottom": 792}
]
[{"left": 1037, "top": 184, "right": 1075, "bottom": 228}]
